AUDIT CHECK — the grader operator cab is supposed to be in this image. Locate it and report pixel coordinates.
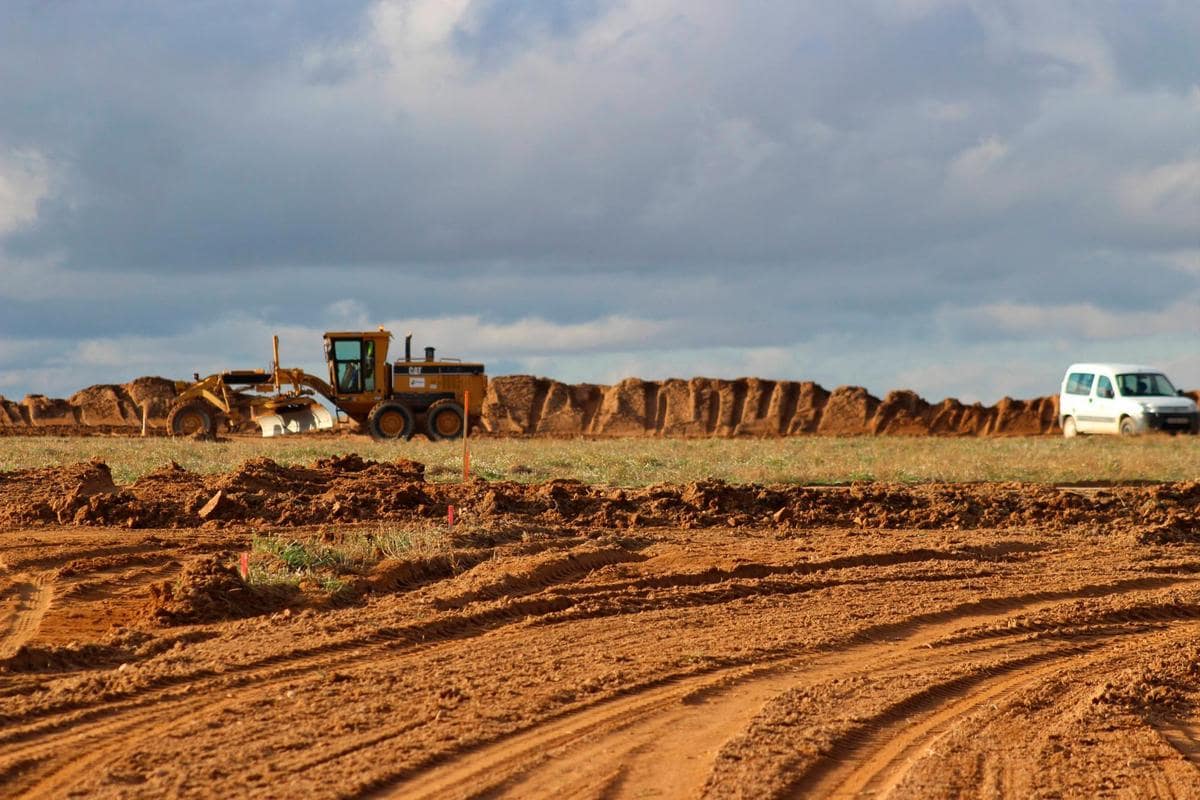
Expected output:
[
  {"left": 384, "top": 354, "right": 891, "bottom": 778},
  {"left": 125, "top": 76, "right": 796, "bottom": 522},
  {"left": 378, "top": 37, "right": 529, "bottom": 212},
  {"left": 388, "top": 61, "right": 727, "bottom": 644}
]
[{"left": 167, "top": 329, "right": 486, "bottom": 441}]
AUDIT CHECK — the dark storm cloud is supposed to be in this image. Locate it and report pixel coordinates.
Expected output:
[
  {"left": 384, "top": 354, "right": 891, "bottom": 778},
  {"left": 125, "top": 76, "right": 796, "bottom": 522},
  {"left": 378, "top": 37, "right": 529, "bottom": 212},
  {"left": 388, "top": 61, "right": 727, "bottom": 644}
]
[{"left": 1, "top": 1, "right": 1199, "bottom": 400}]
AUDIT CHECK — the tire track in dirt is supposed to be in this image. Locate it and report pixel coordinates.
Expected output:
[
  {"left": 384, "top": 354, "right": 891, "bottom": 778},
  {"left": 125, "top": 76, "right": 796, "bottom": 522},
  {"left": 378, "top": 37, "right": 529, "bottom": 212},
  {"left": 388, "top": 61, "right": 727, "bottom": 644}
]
[
  {"left": 0, "top": 565, "right": 684, "bottom": 794},
  {"left": 541, "top": 541, "right": 1044, "bottom": 603},
  {"left": 0, "top": 575, "right": 51, "bottom": 660},
  {"left": 2, "top": 542, "right": 188, "bottom": 573},
  {"left": 57, "top": 560, "right": 182, "bottom": 601},
  {"left": 763, "top": 618, "right": 1200, "bottom": 800},
  {"left": 0, "top": 598, "right": 1076, "bottom": 799},
  {"left": 5, "top": 560, "right": 1200, "bottom": 797},
  {"left": 794, "top": 649, "right": 1102, "bottom": 799},
  {"left": 0, "top": 545, "right": 1039, "bottom": 735},
  {"left": 276, "top": 582, "right": 1200, "bottom": 796},
  {"left": 1153, "top": 718, "right": 1200, "bottom": 769},
  {"left": 364, "top": 665, "right": 802, "bottom": 800},
  {"left": 0, "top": 588, "right": 572, "bottom": 734},
  {"left": 477, "top": 664, "right": 816, "bottom": 800},
  {"left": 365, "top": 584, "right": 1200, "bottom": 800}
]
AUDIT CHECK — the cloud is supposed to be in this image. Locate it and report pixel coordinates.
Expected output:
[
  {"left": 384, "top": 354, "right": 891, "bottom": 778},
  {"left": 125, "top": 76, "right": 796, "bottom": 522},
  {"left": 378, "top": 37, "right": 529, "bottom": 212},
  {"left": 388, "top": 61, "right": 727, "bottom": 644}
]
[
  {"left": 970, "top": 2, "right": 1117, "bottom": 89},
  {"left": 1118, "top": 158, "right": 1200, "bottom": 231},
  {"left": 1162, "top": 249, "right": 1200, "bottom": 274},
  {"left": 0, "top": 147, "right": 50, "bottom": 236},
  {"left": 941, "top": 299, "right": 1200, "bottom": 340},
  {"left": 1, "top": 1, "right": 1200, "bottom": 404},
  {"left": 384, "top": 314, "right": 671, "bottom": 355}
]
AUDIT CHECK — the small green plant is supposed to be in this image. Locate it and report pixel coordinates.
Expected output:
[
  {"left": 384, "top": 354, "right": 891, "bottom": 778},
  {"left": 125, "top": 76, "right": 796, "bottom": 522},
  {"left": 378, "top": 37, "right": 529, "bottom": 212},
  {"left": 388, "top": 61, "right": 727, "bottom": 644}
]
[
  {"left": 318, "top": 575, "right": 352, "bottom": 597},
  {"left": 369, "top": 523, "right": 452, "bottom": 560},
  {"left": 244, "top": 524, "right": 452, "bottom": 603},
  {"left": 246, "top": 563, "right": 301, "bottom": 590},
  {"left": 252, "top": 537, "right": 349, "bottom": 572}
]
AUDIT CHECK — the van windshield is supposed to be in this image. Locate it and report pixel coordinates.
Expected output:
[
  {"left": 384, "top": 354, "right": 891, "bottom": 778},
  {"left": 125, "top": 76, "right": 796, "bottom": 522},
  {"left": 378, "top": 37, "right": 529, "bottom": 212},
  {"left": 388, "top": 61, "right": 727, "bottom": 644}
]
[{"left": 1116, "top": 373, "right": 1177, "bottom": 397}]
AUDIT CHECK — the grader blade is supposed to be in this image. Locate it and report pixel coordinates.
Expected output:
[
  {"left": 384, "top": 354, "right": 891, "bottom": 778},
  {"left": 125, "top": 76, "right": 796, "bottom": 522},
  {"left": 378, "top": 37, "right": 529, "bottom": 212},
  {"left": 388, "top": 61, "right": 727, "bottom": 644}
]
[{"left": 258, "top": 405, "right": 335, "bottom": 437}]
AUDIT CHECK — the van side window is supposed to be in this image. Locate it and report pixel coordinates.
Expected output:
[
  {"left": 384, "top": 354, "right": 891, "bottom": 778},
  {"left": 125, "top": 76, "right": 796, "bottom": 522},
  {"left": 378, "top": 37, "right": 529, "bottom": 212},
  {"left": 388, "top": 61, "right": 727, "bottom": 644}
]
[
  {"left": 1065, "top": 373, "right": 1094, "bottom": 395},
  {"left": 1096, "top": 375, "right": 1114, "bottom": 399}
]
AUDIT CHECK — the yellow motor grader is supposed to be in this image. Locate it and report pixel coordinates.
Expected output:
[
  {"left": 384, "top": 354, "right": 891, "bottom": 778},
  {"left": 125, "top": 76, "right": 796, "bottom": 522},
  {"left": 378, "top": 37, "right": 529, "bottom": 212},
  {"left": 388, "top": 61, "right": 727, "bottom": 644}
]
[{"left": 167, "top": 329, "right": 486, "bottom": 441}]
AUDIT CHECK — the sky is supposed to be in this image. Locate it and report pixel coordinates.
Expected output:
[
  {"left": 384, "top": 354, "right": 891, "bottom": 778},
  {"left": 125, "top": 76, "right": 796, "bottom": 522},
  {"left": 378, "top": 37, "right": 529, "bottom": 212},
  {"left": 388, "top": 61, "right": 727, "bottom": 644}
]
[{"left": 1, "top": 0, "right": 1198, "bottom": 403}]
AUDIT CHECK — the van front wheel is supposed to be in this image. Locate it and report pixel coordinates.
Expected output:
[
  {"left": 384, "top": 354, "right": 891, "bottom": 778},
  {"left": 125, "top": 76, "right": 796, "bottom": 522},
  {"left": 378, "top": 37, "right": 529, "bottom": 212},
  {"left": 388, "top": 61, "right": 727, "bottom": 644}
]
[
  {"left": 1062, "top": 416, "right": 1078, "bottom": 438},
  {"left": 1119, "top": 417, "right": 1137, "bottom": 436}
]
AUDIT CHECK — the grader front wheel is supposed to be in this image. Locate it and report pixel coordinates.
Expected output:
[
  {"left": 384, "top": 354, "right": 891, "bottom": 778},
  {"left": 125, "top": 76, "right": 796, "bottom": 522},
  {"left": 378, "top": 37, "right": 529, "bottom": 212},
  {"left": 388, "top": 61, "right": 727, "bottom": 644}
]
[{"left": 167, "top": 402, "right": 216, "bottom": 438}]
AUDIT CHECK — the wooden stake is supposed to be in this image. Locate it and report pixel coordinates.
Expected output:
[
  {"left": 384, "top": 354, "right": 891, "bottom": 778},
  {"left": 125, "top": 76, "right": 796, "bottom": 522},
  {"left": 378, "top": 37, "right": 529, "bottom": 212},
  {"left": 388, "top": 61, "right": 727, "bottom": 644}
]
[
  {"left": 141, "top": 403, "right": 148, "bottom": 437},
  {"left": 462, "top": 389, "right": 470, "bottom": 482},
  {"left": 239, "top": 552, "right": 249, "bottom": 581}
]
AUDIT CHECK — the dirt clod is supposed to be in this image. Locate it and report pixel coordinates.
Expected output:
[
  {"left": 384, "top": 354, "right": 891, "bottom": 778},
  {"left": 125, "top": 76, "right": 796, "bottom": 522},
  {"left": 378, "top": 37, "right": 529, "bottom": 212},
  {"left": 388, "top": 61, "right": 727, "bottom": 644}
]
[{"left": 197, "top": 491, "right": 228, "bottom": 521}]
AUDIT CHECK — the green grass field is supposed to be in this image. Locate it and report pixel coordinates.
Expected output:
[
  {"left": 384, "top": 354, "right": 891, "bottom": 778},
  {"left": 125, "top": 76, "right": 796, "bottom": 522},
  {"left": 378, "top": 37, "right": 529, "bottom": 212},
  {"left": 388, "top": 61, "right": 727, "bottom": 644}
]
[{"left": 2, "top": 434, "right": 1198, "bottom": 486}]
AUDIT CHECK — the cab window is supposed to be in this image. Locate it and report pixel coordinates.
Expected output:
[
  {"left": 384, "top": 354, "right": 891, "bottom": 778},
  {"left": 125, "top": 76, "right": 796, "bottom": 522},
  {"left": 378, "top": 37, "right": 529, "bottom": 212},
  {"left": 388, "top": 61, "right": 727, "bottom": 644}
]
[
  {"left": 333, "top": 339, "right": 363, "bottom": 393},
  {"left": 1096, "top": 375, "right": 1114, "bottom": 399},
  {"left": 362, "top": 341, "right": 376, "bottom": 391},
  {"left": 1065, "top": 373, "right": 1094, "bottom": 395}
]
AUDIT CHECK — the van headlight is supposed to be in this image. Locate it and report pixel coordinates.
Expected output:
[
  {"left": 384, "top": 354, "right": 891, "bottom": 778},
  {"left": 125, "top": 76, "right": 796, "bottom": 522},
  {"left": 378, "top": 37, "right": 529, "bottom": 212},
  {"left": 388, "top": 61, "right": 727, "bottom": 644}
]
[{"left": 1134, "top": 403, "right": 1152, "bottom": 415}]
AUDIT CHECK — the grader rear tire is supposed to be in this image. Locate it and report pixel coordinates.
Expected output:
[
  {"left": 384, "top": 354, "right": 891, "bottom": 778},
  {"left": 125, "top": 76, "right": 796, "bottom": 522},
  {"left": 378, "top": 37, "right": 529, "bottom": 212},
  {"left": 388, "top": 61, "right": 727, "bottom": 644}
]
[
  {"left": 167, "top": 402, "right": 216, "bottom": 438},
  {"left": 367, "top": 401, "right": 414, "bottom": 441},
  {"left": 425, "top": 400, "right": 465, "bottom": 441}
]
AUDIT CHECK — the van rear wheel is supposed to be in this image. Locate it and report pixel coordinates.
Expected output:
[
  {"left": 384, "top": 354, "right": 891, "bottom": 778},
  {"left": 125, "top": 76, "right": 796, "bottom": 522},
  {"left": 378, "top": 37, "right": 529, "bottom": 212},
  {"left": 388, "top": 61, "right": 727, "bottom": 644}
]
[{"left": 1062, "top": 416, "right": 1078, "bottom": 438}]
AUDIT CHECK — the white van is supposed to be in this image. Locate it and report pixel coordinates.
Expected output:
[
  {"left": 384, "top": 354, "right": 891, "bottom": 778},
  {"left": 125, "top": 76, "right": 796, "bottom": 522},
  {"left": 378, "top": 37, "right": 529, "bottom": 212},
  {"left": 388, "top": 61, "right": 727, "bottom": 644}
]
[{"left": 1059, "top": 363, "right": 1198, "bottom": 437}]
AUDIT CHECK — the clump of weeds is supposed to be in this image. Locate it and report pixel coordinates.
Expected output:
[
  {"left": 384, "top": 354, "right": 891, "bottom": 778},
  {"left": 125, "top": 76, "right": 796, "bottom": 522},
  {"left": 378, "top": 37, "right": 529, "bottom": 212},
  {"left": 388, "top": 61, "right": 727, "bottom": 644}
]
[{"left": 246, "top": 522, "right": 456, "bottom": 604}]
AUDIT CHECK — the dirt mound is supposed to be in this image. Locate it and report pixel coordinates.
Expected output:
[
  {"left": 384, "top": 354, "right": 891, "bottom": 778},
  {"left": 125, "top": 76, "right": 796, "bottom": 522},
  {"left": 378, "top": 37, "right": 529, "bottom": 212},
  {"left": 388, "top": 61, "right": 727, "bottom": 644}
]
[
  {"left": 0, "top": 455, "right": 427, "bottom": 529},
  {"left": 0, "top": 373, "right": 1072, "bottom": 438},
  {"left": 195, "top": 455, "right": 426, "bottom": 526},
  {"left": 359, "top": 552, "right": 490, "bottom": 594},
  {"left": 69, "top": 377, "right": 177, "bottom": 426},
  {"left": 147, "top": 554, "right": 260, "bottom": 624},
  {"left": 480, "top": 376, "right": 1064, "bottom": 437},
  {"left": 6, "top": 457, "right": 1200, "bottom": 538},
  {"left": 432, "top": 544, "right": 646, "bottom": 609},
  {"left": 0, "top": 376, "right": 177, "bottom": 433},
  {"left": 0, "top": 459, "right": 118, "bottom": 525},
  {"left": 1092, "top": 647, "right": 1200, "bottom": 713}
]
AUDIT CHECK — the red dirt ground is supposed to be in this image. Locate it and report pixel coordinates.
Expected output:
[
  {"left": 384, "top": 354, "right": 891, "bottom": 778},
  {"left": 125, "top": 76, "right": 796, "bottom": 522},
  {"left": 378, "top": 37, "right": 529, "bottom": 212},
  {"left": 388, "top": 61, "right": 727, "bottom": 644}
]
[{"left": 4, "top": 457, "right": 1200, "bottom": 798}]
